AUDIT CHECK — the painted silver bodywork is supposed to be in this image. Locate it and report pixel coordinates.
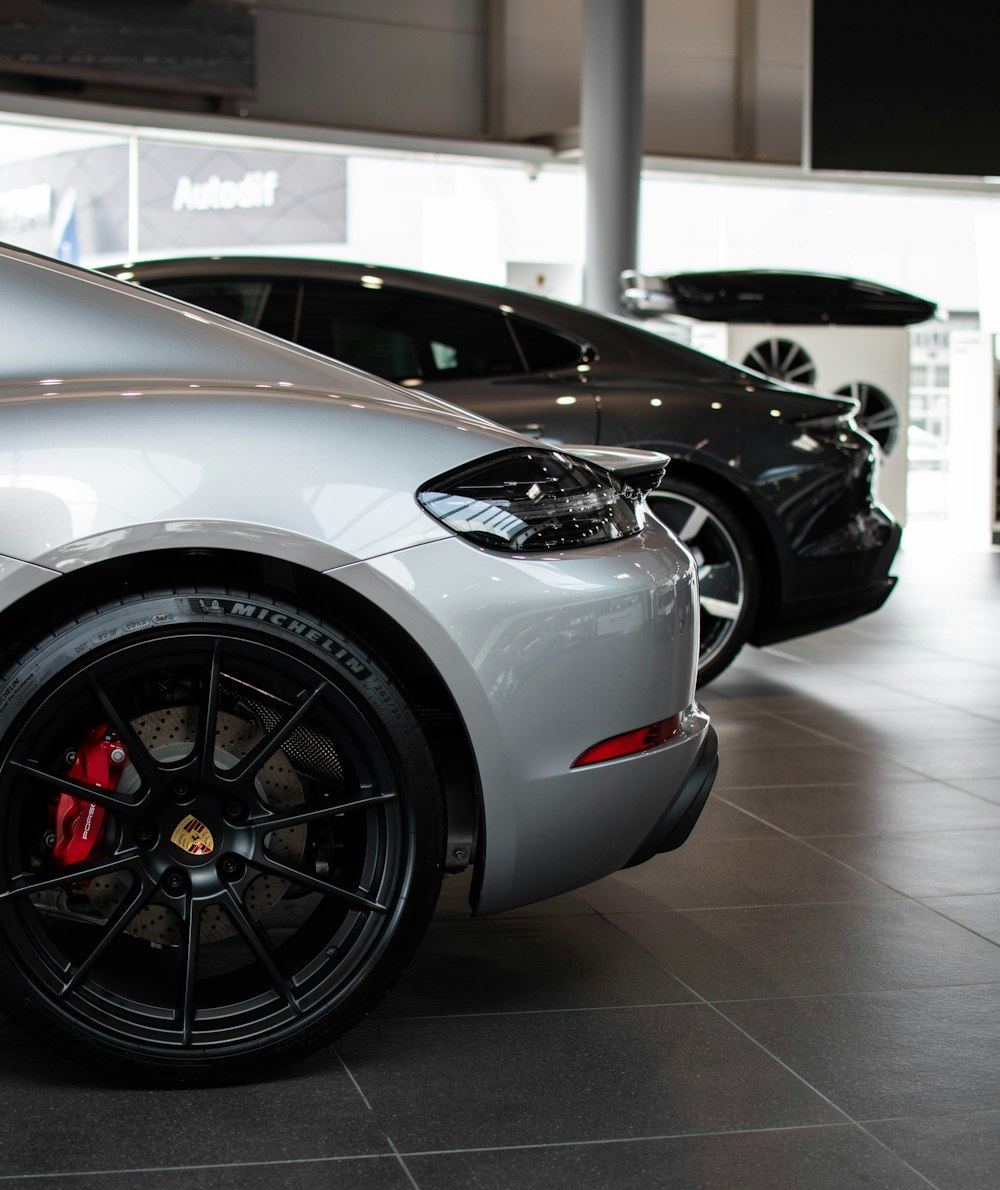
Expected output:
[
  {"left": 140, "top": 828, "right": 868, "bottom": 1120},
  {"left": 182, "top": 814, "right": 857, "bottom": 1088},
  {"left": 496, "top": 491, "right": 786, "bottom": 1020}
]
[{"left": 0, "top": 245, "right": 709, "bottom": 913}]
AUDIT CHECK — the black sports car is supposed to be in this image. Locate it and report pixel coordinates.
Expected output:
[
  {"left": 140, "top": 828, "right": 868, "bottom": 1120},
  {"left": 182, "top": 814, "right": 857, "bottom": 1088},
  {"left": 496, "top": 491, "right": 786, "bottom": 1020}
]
[{"left": 109, "top": 257, "right": 901, "bottom": 684}]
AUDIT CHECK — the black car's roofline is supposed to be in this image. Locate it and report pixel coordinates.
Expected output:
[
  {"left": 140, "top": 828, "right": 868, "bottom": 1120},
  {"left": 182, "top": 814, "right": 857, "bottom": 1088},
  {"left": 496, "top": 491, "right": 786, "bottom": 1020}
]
[{"left": 107, "top": 254, "right": 854, "bottom": 413}]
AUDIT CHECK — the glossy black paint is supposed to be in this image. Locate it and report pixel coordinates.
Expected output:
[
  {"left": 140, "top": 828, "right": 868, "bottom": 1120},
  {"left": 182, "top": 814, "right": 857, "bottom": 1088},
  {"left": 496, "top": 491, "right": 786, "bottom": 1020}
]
[
  {"left": 109, "top": 257, "right": 900, "bottom": 650},
  {"left": 651, "top": 269, "right": 937, "bottom": 326}
]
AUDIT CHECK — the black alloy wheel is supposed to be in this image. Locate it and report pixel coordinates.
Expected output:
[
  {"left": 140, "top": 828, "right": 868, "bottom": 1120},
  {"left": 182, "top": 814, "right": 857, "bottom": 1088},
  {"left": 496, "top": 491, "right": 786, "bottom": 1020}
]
[
  {"left": 649, "top": 483, "right": 759, "bottom": 686},
  {"left": 834, "top": 381, "right": 899, "bottom": 454},
  {"left": 0, "top": 588, "right": 443, "bottom": 1084},
  {"left": 741, "top": 338, "right": 817, "bottom": 387}
]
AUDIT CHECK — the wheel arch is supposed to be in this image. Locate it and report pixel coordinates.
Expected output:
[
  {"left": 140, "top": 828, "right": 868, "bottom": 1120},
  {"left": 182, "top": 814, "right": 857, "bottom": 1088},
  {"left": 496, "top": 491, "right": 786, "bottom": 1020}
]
[
  {"left": 0, "top": 546, "right": 482, "bottom": 878},
  {"left": 647, "top": 455, "right": 785, "bottom": 641}
]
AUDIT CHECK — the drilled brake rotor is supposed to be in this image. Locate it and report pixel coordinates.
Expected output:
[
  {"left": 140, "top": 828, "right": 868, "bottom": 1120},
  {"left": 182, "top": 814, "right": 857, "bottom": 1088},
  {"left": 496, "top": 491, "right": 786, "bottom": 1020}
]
[{"left": 84, "top": 706, "right": 307, "bottom": 946}]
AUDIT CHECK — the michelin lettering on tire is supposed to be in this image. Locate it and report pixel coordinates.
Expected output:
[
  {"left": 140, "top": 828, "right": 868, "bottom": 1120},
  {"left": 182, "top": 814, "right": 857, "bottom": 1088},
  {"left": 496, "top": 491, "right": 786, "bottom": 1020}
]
[
  {"left": 186, "top": 598, "right": 372, "bottom": 679},
  {"left": 0, "top": 584, "right": 443, "bottom": 1084}
]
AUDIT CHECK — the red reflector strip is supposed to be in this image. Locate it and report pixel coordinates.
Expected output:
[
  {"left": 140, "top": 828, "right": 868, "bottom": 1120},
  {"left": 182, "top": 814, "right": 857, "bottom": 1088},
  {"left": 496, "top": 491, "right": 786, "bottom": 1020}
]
[{"left": 571, "top": 713, "right": 682, "bottom": 768}]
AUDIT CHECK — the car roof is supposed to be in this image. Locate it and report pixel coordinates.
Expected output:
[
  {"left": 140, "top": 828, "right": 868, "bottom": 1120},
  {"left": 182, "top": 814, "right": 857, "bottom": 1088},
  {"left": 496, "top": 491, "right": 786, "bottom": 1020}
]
[
  {"left": 0, "top": 243, "right": 498, "bottom": 425},
  {"left": 110, "top": 253, "right": 790, "bottom": 388},
  {"left": 112, "top": 254, "right": 608, "bottom": 334}
]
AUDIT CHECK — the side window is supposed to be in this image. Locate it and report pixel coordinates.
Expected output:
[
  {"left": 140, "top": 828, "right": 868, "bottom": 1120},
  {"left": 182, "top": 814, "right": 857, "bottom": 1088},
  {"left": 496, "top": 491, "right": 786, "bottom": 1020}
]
[
  {"left": 510, "top": 316, "right": 584, "bottom": 372},
  {"left": 150, "top": 277, "right": 300, "bottom": 342},
  {"left": 297, "top": 281, "right": 524, "bottom": 384}
]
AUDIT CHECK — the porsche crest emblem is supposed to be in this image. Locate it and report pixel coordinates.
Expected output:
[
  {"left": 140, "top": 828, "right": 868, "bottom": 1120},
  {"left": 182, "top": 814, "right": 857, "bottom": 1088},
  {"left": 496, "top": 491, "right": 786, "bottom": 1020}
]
[{"left": 170, "top": 816, "right": 215, "bottom": 856}]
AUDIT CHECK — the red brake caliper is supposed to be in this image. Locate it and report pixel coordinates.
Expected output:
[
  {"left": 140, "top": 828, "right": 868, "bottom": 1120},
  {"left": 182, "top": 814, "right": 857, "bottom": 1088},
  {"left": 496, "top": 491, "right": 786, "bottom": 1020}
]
[{"left": 51, "top": 723, "right": 127, "bottom": 868}]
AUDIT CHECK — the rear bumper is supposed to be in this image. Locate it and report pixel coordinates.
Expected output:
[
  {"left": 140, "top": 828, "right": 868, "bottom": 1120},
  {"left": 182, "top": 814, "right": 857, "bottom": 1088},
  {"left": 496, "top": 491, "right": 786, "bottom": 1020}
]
[
  {"left": 624, "top": 725, "right": 718, "bottom": 868},
  {"left": 334, "top": 520, "right": 709, "bottom": 915},
  {"left": 753, "top": 510, "right": 901, "bottom": 646}
]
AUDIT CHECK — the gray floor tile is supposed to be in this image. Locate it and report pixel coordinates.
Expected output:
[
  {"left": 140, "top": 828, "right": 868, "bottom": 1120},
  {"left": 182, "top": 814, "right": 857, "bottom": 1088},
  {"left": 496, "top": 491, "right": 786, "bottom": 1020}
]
[
  {"left": 5, "top": 1157, "right": 416, "bottom": 1189},
  {"left": 407, "top": 1126, "right": 932, "bottom": 1190},
  {"left": 575, "top": 837, "right": 899, "bottom": 912},
  {"left": 727, "top": 684, "right": 939, "bottom": 713},
  {"left": 608, "top": 900, "right": 1000, "bottom": 999},
  {"left": 337, "top": 1006, "right": 841, "bottom": 1151},
  {"left": 809, "top": 829, "right": 1000, "bottom": 897},
  {"left": 779, "top": 706, "right": 1000, "bottom": 742},
  {"left": 682, "top": 794, "right": 784, "bottom": 841},
  {"left": 0, "top": 1023, "right": 389, "bottom": 1178},
  {"left": 715, "top": 743, "right": 919, "bottom": 789},
  {"left": 878, "top": 739, "right": 1000, "bottom": 781},
  {"left": 896, "top": 680, "right": 1000, "bottom": 717},
  {"left": 684, "top": 712, "right": 828, "bottom": 748},
  {"left": 719, "top": 781, "right": 1000, "bottom": 837},
  {"left": 375, "top": 913, "right": 697, "bottom": 1019},
  {"left": 835, "top": 660, "right": 1000, "bottom": 686},
  {"left": 867, "top": 1109, "right": 1000, "bottom": 1190},
  {"left": 922, "top": 894, "right": 1000, "bottom": 945},
  {"left": 722, "top": 984, "right": 1000, "bottom": 1118},
  {"left": 947, "top": 777, "right": 1000, "bottom": 804}
]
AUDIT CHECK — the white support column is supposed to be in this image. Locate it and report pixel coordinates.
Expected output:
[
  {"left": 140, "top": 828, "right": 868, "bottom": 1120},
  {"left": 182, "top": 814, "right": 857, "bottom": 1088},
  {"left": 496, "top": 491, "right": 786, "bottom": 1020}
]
[{"left": 581, "top": 0, "right": 644, "bottom": 314}]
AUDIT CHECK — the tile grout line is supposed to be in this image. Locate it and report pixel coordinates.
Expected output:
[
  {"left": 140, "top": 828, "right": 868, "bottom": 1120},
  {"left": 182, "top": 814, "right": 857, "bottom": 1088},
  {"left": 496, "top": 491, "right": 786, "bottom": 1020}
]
[
  {"left": 597, "top": 912, "right": 944, "bottom": 1190},
  {"left": 703, "top": 797, "right": 1000, "bottom": 949},
  {"left": 698, "top": 795, "right": 1000, "bottom": 921},
  {"left": 374, "top": 975, "right": 1000, "bottom": 1023},
  {"left": 0, "top": 1120, "right": 943, "bottom": 1182},
  {"left": 337, "top": 1047, "right": 425, "bottom": 1188},
  {"left": 336, "top": 1046, "right": 375, "bottom": 1113},
  {"left": 0, "top": 1154, "right": 396, "bottom": 1182},
  {"left": 395, "top": 1119, "right": 855, "bottom": 1156},
  {"left": 387, "top": 1135, "right": 423, "bottom": 1190}
]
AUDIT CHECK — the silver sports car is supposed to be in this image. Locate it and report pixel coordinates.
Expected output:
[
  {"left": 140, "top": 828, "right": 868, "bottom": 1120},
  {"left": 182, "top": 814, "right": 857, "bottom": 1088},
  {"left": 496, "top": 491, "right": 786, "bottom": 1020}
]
[{"left": 0, "top": 244, "right": 716, "bottom": 1084}]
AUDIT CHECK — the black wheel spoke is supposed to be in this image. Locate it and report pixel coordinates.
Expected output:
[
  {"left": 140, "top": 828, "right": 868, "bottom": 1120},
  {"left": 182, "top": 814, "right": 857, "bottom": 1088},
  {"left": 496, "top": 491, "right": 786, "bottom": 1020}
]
[
  {"left": 250, "top": 854, "right": 388, "bottom": 914},
  {"left": 223, "top": 682, "right": 329, "bottom": 788},
  {"left": 88, "top": 675, "right": 162, "bottom": 793},
  {"left": 0, "top": 594, "right": 425, "bottom": 1080},
  {"left": 179, "top": 894, "right": 202, "bottom": 1046},
  {"left": 8, "top": 760, "right": 145, "bottom": 816},
  {"left": 251, "top": 788, "right": 394, "bottom": 834},
  {"left": 0, "top": 851, "right": 141, "bottom": 901},
  {"left": 195, "top": 641, "right": 223, "bottom": 783},
  {"left": 60, "top": 878, "right": 157, "bottom": 996},
  {"left": 650, "top": 488, "right": 752, "bottom": 683},
  {"left": 223, "top": 887, "right": 302, "bottom": 1013}
]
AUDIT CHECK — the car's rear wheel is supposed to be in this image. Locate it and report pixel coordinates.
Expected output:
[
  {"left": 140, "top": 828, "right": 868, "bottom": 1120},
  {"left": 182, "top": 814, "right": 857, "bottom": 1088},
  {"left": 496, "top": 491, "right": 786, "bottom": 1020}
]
[
  {"left": 648, "top": 482, "right": 759, "bottom": 685},
  {"left": 834, "top": 381, "right": 899, "bottom": 454},
  {"left": 0, "top": 587, "right": 443, "bottom": 1085}
]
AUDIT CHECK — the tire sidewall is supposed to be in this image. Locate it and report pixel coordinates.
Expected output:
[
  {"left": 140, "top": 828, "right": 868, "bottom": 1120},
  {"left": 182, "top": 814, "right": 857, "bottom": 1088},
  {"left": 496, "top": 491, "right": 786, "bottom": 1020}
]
[{"left": 0, "top": 587, "right": 444, "bottom": 1084}]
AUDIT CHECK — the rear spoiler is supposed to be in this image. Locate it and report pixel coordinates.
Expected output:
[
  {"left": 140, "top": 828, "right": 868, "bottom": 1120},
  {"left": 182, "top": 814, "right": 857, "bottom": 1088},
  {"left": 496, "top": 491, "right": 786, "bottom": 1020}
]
[{"left": 564, "top": 445, "right": 669, "bottom": 497}]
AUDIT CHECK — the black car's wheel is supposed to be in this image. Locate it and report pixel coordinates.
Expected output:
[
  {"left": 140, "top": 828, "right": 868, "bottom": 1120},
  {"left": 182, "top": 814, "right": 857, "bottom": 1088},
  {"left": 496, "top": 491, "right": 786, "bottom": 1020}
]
[
  {"left": 741, "top": 338, "right": 817, "bottom": 387},
  {"left": 648, "top": 483, "right": 759, "bottom": 686},
  {"left": 0, "top": 588, "right": 444, "bottom": 1085},
  {"left": 834, "top": 381, "right": 899, "bottom": 454}
]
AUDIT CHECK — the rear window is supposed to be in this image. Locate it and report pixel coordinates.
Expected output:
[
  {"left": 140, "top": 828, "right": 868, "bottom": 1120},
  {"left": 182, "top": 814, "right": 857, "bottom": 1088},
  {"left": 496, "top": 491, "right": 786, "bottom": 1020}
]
[
  {"left": 151, "top": 277, "right": 301, "bottom": 342},
  {"left": 295, "top": 281, "right": 524, "bottom": 384},
  {"left": 510, "top": 317, "right": 583, "bottom": 372}
]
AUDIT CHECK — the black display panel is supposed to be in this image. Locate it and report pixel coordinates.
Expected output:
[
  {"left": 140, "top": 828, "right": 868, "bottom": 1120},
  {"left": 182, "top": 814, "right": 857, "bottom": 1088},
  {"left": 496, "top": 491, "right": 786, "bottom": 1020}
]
[
  {"left": 811, "top": 0, "right": 1000, "bottom": 177},
  {"left": 0, "top": 0, "right": 254, "bottom": 97}
]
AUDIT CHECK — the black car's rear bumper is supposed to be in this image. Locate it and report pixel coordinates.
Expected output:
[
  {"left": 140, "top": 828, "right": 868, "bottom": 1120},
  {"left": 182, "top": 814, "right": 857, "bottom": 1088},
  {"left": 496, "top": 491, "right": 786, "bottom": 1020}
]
[{"left": 753, "top": 513, "right": 902, "bottom": 646}]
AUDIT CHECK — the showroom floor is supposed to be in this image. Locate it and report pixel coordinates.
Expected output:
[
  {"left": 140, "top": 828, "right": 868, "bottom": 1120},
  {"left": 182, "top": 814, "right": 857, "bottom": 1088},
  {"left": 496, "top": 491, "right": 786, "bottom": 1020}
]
[{"left": 2, "top": 543, "right": 999, "bottom": 1189}]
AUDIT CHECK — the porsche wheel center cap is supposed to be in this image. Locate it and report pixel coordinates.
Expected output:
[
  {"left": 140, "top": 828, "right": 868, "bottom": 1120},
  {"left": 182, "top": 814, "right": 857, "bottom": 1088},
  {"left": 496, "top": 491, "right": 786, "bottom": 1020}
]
[{"left": 170, "top": 815, "right": 216, "bottom": 857}]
